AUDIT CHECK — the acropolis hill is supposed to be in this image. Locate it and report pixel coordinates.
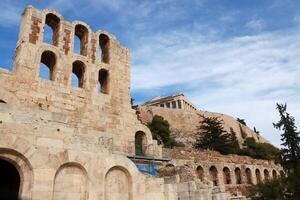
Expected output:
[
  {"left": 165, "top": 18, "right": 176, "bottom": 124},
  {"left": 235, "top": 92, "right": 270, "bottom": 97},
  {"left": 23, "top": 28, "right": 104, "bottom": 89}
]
[{"left": 0, "top": 6, "right": 282, "bottom": 200}]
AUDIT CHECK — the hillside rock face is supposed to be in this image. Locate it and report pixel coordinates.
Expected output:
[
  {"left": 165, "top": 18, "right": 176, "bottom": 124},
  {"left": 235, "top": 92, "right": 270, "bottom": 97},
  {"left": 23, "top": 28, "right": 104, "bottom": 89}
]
[{"left": 137, "top": 96, "right": 268, "bottom": 147}]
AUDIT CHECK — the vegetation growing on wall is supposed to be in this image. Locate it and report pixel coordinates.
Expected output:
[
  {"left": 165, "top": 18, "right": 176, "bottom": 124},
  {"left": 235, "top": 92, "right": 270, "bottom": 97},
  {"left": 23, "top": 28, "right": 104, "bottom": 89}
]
[{"left": 147, "top": 115, "right": 184, "bottom": 148}]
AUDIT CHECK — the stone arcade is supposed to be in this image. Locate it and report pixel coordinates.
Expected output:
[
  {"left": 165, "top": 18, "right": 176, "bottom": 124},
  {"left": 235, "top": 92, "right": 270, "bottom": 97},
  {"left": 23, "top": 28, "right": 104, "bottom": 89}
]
[{"left": 0, "top": 6, "right": 281, "bottom": 200}]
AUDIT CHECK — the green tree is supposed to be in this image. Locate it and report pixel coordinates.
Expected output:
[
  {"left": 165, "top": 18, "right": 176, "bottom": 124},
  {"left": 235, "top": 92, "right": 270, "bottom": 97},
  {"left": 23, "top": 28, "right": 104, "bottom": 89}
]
[
  {"left": 238, "top": 137, "right": 280, "bottom": 161},
  {"left": 147, "top": 115, "right": 183, "bottom": 148},
  {"left": 273, "top": 103, "right": 300, "bottom": 198},
  {"left": 249, "top": 177, "right": 290, "bottom": 200},
  {"left": 193, "top": 116, "right": 239, "bottom": 154}
]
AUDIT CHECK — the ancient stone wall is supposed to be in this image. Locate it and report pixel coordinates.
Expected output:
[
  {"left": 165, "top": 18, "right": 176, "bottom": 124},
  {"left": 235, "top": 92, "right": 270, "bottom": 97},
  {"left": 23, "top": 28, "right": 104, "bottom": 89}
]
[{"left": 161, "top": 148, "right": 283, "bottom": 197}]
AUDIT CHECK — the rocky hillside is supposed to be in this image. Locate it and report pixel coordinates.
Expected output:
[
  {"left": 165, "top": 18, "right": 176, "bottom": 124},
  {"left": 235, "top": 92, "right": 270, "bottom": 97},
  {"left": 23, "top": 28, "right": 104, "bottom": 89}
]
[{"left": 136, "top": 106, "right": 268, "bottom": 147}]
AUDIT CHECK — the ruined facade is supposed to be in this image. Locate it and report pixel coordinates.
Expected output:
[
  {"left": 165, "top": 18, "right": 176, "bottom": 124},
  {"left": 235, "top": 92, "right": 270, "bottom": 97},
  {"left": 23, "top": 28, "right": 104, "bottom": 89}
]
[{"left": 0, "top": 6, "right": 281, "bottom": 200}]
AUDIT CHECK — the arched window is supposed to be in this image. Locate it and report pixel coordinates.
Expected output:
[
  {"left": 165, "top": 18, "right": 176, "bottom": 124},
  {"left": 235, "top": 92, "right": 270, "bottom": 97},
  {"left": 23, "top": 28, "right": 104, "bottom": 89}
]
[
  {"left": 223, "top": 167, "right": 231, "bottom": 184},
  {"left": 245, "top": 168, "right": 252, "bottom": 184},
  {"left": 0, "top": 100, "right": 6, "bottom": 104},
  {"left": 44, "top": 13, "right": 60, "bottom": 45},
  {"left": 264, "top": 169, "right": 270, "bottom": 181},
  {"left": 99, "top": 34, "right": 110, "bottom": 63},
  {"left": 135, "top": 131, "right": 147, "bottom": 156},
  {"left": 98, "top": 69, "right": 109, "bottom": 94},
  {"left": 39, "top": 50, "right": 56, "bottom": 80},
  {"left": 235, "top": 167, "right": 242, "bottom": 184},
  {"left": 71, "top": 61, "right": 85, "bottom": 88},
  {"left": 272, "top": 170, "right": 277, "bottom": 179},
  {"left": 209, "top": 166, "right": 218, "bottom": 186},
  {"left": 74, "top": 24, "right": 88, "bottom": 56},
  {"left": 196, "top": 166, "right": 204, "bottom": 181},
  {"left": 0, "top": 159, "right": 21, "bottom": 200},
  {"left": 256, "top": 169, "right": 262, "bottom": 183}
]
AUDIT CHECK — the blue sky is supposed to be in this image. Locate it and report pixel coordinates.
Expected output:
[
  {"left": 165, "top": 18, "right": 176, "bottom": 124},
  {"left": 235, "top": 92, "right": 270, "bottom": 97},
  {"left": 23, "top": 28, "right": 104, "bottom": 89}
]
[{"left": 1, "top": 0, "right": 300, "bottom": 147}]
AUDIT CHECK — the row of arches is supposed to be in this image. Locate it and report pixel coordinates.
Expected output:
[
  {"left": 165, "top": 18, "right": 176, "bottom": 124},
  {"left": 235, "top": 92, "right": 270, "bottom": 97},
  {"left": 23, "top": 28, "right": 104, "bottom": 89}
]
[
  {"left": 39, "top": 50, "right": 109, "bottom": 93},
  {"left": 0, "top": 156, "right": 132, "bottom": 200},
  {"left": 196, "top": 165, "right": 281, "bottom": 186},
  {"left": 43, "top": 13, "right": 110, "bottom": 63}
]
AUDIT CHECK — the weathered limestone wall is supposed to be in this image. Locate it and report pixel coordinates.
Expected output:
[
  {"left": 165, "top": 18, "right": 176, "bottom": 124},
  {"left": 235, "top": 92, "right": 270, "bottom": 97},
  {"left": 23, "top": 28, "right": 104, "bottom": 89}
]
[
  {"left": 137, "top": 106, "right": 268, "bottom": 146},
  {"left": 161, "top": 148, "right": 283, "bottom": 197}
]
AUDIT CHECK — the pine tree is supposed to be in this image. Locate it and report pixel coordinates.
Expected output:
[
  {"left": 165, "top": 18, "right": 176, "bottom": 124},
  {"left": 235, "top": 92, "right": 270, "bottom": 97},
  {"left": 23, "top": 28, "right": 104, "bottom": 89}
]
[
  {"left": 273, "top": 103, "right": 300, "bottom": 198},
  {"left": 194, "top": 115, "right": 238, "bottom": 154}
]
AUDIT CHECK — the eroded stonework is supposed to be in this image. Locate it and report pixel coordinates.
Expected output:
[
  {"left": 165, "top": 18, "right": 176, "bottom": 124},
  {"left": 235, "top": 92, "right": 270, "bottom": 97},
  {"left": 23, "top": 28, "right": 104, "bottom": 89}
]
[{"left": 0, "top": 6, "right": 282, "bottom": 200}]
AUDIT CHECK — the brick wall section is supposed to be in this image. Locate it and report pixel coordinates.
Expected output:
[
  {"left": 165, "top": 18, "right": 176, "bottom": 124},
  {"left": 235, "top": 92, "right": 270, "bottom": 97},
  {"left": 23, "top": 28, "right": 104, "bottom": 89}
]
[
  {"left": 29, "top": 16, "right": 41, "bottom": 44},
  {"left": 63, "top": 29, "right": 71, "bottom": 54},
  {"left": 91, "top": 38, "right": 97, "bottom": 64}
]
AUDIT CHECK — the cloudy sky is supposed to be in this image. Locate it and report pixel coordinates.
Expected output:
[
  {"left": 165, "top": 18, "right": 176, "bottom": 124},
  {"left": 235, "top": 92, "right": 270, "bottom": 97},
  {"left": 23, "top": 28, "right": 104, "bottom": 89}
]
[{"left": 0, "top": 0, "right": 300, "bottom": 147}]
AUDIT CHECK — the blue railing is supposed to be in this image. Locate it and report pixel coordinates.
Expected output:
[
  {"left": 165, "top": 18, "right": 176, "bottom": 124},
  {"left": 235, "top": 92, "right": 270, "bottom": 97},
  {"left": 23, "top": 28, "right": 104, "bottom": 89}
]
[{"left": 135, "top": 163, "right": 157, "bottom": 176}]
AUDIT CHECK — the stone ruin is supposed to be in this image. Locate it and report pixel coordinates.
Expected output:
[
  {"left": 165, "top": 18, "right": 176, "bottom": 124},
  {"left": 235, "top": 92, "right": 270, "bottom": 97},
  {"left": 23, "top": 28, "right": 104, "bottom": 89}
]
[{"left": 0, "top": 5, "right": 282, "bottom": 200}]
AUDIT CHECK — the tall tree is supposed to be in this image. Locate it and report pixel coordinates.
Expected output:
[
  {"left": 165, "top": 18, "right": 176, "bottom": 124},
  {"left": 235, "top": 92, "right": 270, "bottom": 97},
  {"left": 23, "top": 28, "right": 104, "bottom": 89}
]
[
  {"left": 273, "top": 103, "right": 300, "bottom": 198},
  {"left": 194, "top": 115, "right": 238, "bottom": 154}
]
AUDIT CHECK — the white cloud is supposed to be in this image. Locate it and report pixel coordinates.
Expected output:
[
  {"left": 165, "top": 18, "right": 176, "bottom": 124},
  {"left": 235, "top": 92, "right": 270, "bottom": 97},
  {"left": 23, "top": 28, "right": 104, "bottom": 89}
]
[
  {"left": 246, "top": 19, "right": 264, "bottom": 30},
  {"left": 131, "top": 27, "right": 300, "bottom": 147}
]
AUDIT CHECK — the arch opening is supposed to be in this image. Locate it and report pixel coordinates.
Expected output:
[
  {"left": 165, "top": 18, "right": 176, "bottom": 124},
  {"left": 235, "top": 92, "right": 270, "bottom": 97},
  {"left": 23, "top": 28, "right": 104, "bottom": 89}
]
[
  {"left": 223, "top": 167, "right": 231, "bottom": 184},
  {"left": 98, "top": 69, "right": 109, "bottom": 94},
  {"left": 209, "top": 166, "right": 218, "bottom": 186},
  {"left": 235, "top": 167, "right": 242, "bottom": 184},
  {"left": 0, "top": 100, "right": 6, "bottom": 104},
  {"left": 0, "top": 159, "right": 20, "bottom": 200},
  {"left": 245, "top": 168, "right": 252, "bottom": 184},
  {"left": 99, "top": 34, "right": 110, "bottom": 64},
  {"left": 272, "top": 170, "right": 277, "bottom": 179},
  {"left": 53, "top": 163, "right": 88, "bottom": 200},
  {"left": 256, "top": 169, "right": 262, "bottom": 183},
  {"left": 39, "top": 50, "right": 56, "bottom": 80},
  {"left": 44, "top": 13, "right": 60, "bottom": 45},
  {"left": 135, "top": 131, "right": 147, "bottom": 156},
  {"left": 74, "top": 24, "right": 88, "bottom": 56},
  {"left": 105, "top": 166, "right": 132, "bottom": 200},
  {"left": 71, "top": 61, "right": 85, "bottom": 88},
  {"left": 264, "top": 169, "right": 270, "bottom": 181},
  {"left": 196, "top": 166, "right": 204, "bottom": 181}
]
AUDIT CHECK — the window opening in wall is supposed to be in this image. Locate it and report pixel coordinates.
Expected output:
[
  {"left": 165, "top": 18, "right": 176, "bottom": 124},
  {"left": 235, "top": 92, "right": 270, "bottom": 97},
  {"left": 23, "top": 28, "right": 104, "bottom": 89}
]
[
  {"left": 245, "top": 168, "right": 252, "bottom": 184},
  {"left": 264, "top": 169, "right": 270, "bottom": 180},
  {"left": 99, "top": 34, "right": 110, "bottom": 63},
  {"left": 0, "top": 159, "right": 20, "bottom": 200},
  {"left": 223, "top": 167, "right": 231, "bottom": 184},
  {"left": 256, "top": 169, "right": 262, "bottom": 183},
  {"left": 71, "top": 61, "right": 85, "bottom": 88},
  {"left": 196, "top": 166, "right": 204, "bottom": 181},
  {"left": 272, "top": 170, "right": 277, "bottom": 179},
  {"left": 44, "top": 13, "right": 60, "bottom": 45},
  {"left": 135, "top": 131, "right": 147, "bottom": 156},
  {"left": 160, "top": 104, "right": 164, "bottom": 107},
  {"left": 74, "top": 24, "right": 88, "bottom": 56},
  {"left": 98, "top": 69, "right": 109, "bottom": 94},
  {"left": 209, "top": 166, "right": 218, "bottom": 186},
  {"left": 39, "top": 51, "right": 56, "bottom": 80},
  {"left": 235, "top": 168, "right": 242, "bottom": 184}
]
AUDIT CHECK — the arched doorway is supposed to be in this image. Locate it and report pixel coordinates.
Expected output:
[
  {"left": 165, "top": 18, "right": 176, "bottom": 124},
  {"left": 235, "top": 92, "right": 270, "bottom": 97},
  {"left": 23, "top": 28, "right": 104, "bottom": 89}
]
[
  {"left": 135, "top": 131, "right": 147, "bottom": 156},
  {"left": 223, "top": 167, "right": 231, "bottom": 184},
  {"left": 235, "top": 167, "right": 242, "bottom": 184},
  {"left": 209, "top": 166, "right": 218, "bottom": 186},
  {"left": 196, "top": 166, "right": 204, "bottom": 181},
  {"left": 0, "top": 159, "right": 20, "bottom": 200}
]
